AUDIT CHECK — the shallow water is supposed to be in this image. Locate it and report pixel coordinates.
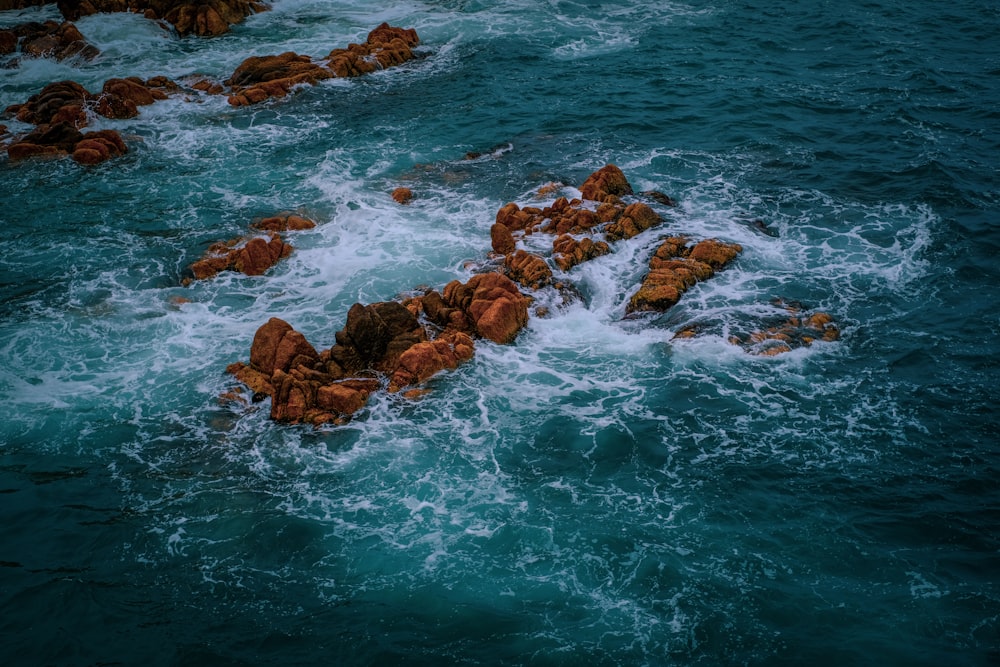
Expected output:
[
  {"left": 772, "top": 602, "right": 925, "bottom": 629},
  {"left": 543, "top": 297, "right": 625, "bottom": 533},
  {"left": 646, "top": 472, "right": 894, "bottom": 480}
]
[{"left": 2, "top": 1, "right": 999, "bottom": 665}]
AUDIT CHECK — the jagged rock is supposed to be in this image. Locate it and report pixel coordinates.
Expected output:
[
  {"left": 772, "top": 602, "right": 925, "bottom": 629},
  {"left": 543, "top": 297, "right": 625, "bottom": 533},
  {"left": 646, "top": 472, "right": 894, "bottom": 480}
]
[
  {"left": 16, "top": 20, "right": 99, "bottom": 61},
  {"left": 57, "top": 0, "right": 269, "bottom": 37},
  {"left": 1, "top": 30, "right": 18, "bottom": 55},
  {"left": 187, "top": 233, "right": 292, "bottom": 281},
  {"left": 440, "top": 272, "right": 530, "bottom": 344},
  {"left": 10, "top": 80, "right": 91, "bottom": 125},
  {"left": 726, "top": 300, "right": 840, "bottom": 356},
  {"left": 626, "top": 236, "right": 741, "bottom": 315},
  {"left": 490, "top": 222, "right": 516, "bottom": 255},
  {"left": 226, "top": 23, "right": 419, "bottom": 106},
  {"left": 504, "top": 249, "right": 552, "bottom": 289},
  {"left": 225, "top": 51, "right": 334, "bottom": 106},
  {"left": 71, "top": 129, "right": 128, "bottom": 164},
  {"left": 326, "top": 23, "right": 420, "bottom": 77},
  {"left": 251, "top": 212, "right": 316, "bottom": 231},
  {"left": 604, "top": 202, "right": 661, "bottom": 242},
  {"left": 388, "top": 330, "right": 475, "bottom": 392},
  {"left": 329, "top": 301, "right": 427, "bottom": 375},
  {"left": 579, "top": 164, "right": 633, "bottom": 202},
  {"left": 552, "top": 234, "right": 610, "bottom": 272},
  {"left": 0, "top": 0, "right": 50, "bottom": 10}
]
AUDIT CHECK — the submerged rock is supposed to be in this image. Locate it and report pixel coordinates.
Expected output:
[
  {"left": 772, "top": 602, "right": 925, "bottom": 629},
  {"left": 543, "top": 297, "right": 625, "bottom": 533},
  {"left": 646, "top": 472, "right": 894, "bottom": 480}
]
[
  {"left": 391, "top": 187, "right": 413, "bottom": 205},
  {"left": 250, "top": 212, "right": 317, "bottom": 232},
  {"left": 12, "top": 20, "right": 99, "bottom": 61},
  {"left": 726, "top": 300, "right": 841, "bottom": 356}
]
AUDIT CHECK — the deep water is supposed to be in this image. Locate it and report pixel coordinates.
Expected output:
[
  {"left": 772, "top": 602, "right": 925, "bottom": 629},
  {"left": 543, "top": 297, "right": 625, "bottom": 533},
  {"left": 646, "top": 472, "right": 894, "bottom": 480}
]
[{"left": 2, "top": 1, "right": 999, "bottom": 665}]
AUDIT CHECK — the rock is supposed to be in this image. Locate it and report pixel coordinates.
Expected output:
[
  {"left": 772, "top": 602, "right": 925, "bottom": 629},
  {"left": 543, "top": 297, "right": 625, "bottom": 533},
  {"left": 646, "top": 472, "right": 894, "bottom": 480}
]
[
  {"left": 188, "top": 233, "right": 292, "bottom": 280},
  {"left": 326, "top": 23, "right": 420, "bottom": 78},
  {"left": 504, "top": 249, "right": 552, "bottom": 289},
  {"left": 579, "top": 164, "right": 633, "bottom": 202},
  {"left": 0, "top": 30, "right": 17, "bottom": 56},
  {"left": 12, "top": 80, "right": 91, "bottom": 125},
  {"left": 604, "top": 202, "right": 661, "bottom": 242},
  {"left": 626, "top": 236, "right": 741, "bottom": 315},
  {"left": 490, "top": 222, "right": 516, "bottom": 255},
  {"left": 251, "top": 212, "right": 316, "bottom": 231},
  {"left": 326, "top": 301, "right": 427, "bottom": 376},
  {"left": 388, "top": 329, "right": 475, "bottom": 392},
  {"left": 641, "top": 190, "right": 677, "bottom": 206},
  {"left": 225, "top": 51, "right": 334, "bottom": 106},
  {"left": 71, "top": 130, "right": 129, "bottom": 165},
  {"left": 57, "top": 0, "right": 269, "bottom": 37},
  {"left": 391, "top": 187, "right": 413, "bottom": 204},
  {"left": 17, "top": 20, "right": 99, "bottom": 61},
  {"left": 441, "top": 272, "right": 530, "bottom": 344},
  {"left": 552, "top": 234, "right": 610, "bottom": 271},
  {"left": 247, "top": 317, "right": 319, "bottom": 377}
]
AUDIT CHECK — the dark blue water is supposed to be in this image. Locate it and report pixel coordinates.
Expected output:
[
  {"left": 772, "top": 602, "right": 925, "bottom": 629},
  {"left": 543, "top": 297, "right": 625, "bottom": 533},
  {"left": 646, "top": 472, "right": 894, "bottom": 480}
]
[{"left": 2, "top": 1, "right": 998, "bottom": 664}]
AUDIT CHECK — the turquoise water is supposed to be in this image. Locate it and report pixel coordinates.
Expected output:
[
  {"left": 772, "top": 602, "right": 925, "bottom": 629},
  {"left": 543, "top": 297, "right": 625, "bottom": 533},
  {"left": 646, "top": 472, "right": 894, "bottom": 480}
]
[{"left": 2, "top": 1, "right": 998, "bottom": 664}]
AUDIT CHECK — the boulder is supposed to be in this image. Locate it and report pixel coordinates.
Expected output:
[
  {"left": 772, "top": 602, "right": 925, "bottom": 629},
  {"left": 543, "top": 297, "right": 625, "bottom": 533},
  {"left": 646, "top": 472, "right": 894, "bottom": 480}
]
[
  {"left": 17, "top": 20, "right": 99, "bottom": 61},
  {"left": 579, "top": 164, "right": 633, "bottom": 202},
  {"left": 552, "top": 234, "right": 610, "bottom": 271},
  {"left": 604, "top": 202, "right": 661, "bottom": 242},
  {"left": 441, "top": 272, "right": 530, "bottom": 344},
  {"left": 391, "top": 187, "right": 413, "bottom": 205},
  {"left": 504, "top": 249, "right": 552, "bottom": 289},
  {"left": 329, "top": 300, "right": 427, "bottom": 375},
  {"left": 626, "top": 236, "right": 741, "bottom": 315},
  {"left": 490, "top": 222, "right": 516, "bottom": 255},
  {"left": 188, "top": 233, "right": 293, "bottom": 281},
  {"left": 12, "top": 80, "right": 91, "bottom": 125},
  {"left": 57, "top": 0, "right": 269, "bottom": 37}
]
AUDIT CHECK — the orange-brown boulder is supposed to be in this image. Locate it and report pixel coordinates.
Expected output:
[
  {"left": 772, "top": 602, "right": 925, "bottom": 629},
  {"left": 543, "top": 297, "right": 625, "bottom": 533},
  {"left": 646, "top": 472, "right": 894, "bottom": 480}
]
[
  {"left": 15, "top": 20, "right": 99, "bottom": 61},
  {"left": 579, "top": 164, "right": 633, "bottom": 202},
  {"left": 188, "top": 233, "right": 292, "bottom": 280},
  {"left": 441, "top": 272, "right": 530, "bottom": 344},
  {"left": 328, "top": 301, "right": 427, "bottom": 375},
  {"left": 604, "top": 202, "right": 661, "bottom": 242},
  {"left": 0, "top": 30, "right": 15, "bottom": 55},
  {"left": 13, "top": 80, "right": 91, "bottom": 125},
  {"left": 225, "top": 51, "right": 334, "bottom": 106},
  {"left": 490, "top": 222, "right": 516, "bottom": 255},
  {"left": 391, "top": 187, "right": 413, "bottom": 205},
  {"left": 626, "top": 236, "right": 741, "bottom": 315},
  {"left": 388, "top": 330, "right": 475, "bottom": 391},
  {"left": 504, "top": 250, "right": 552, "bottom": 289},
  {"left": 687, "top": 238, "right": 743, "bottom": 269},
  {"left": 326, "top": 23, "right": 420, "bottom": 78},
  {"left": 552, "top": 234, "right": 611, "bottom": 271},
  {"left": 58, "top": 0, "right": 269, "bottom": 37}
]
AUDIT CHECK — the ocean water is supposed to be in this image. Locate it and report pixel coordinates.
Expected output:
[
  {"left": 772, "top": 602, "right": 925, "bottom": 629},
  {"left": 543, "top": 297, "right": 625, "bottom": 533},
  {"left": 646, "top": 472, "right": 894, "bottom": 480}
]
[{"left": 1, "top": 0, "right": 999, "bottom": 664}]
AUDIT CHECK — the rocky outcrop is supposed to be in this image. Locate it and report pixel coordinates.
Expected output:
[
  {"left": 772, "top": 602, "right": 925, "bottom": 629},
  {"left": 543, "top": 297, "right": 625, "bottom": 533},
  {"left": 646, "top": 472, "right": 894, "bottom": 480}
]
[
  {"left": 227, "top": 272, "right": 524, "bottom": 425},
  {"left": 186, "top": 233, "right": 293, "bottom": 282},
  {"left": 391, "top": 187, "right": 413, "bottom": 205},
  {"left": 56, "top": 0, "right": 269, "bottom": 37},
  {"left": 226, "top": 23, "right": 420, "bottom": 106},
  {"left": 3, "top": 20, "right": 99, "bottom": 61},
  {"left": 4, "top": 77, "right": 176, "bottom": 164},
  {"left": 579, "top": 163, "right": 633, "bottom": 203},
  {"left": 626, "top": 237, "right": 742, "bottom": 315}
]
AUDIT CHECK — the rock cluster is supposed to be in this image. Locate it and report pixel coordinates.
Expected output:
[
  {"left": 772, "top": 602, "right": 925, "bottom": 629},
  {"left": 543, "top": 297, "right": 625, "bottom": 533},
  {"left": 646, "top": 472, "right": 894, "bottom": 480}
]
[
  {"left": 0, "top": 20, "right": 99, "bottom": 61},
  {"left": 56, "top": 0, "right": 269, "bottom": 37},
  {"left": 2, "top": 24, "right": 419, "bottom": 165},
  {"left": 4, "top": 77, "right": 176, "bottom": 164},
  {"left": 626, "top": 236, "right": 742, "bottom": 315},
  {"left": 225, "top": 23, "right": 420, "bottom": 106},
  {"left": 185, "top": 212, "right": 316, "bottom": 282},
  {"left": 227, "top": 272, "right": 528, "bottom": 424}
]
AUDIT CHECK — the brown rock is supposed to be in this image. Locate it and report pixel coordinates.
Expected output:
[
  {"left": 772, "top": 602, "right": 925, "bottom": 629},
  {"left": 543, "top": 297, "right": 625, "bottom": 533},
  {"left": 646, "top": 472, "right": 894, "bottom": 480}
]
[
  {"left": 552, "top": 234, "right": 610, "bottom": 271},
  {"left": 330, "top": 300, "right": 427, "bottom": 374},
  {"left": 251, "top": 212, "right": 316, "bottom": 231},
  {"left": 391, "top": 187, "right": 413, "bottom": 205},
  {"left": 14, "top": 80, "right": 92, "bottom": 125},
  {"left": 490, "top": 222, "right": 516, "bottom": 255},
  {"left": 579, "top": 164, "right": 633, "bottom": 202},
  {"left": 687, "top": 238, "right": 742, "bottom": 269},
  {"left": 188, "top": 233, "right": 292, "bottom": 280},
  {"left": 626, "top": 236, "right": 741, "bottom": 315},
  {"left": 0, "top": 30, "right": 17, "bottom": 55},
  {"left": 605, "top": 202, "right": 661, "bottom": 242},
  {"left": 504, "top": 250, "right": 552, "bottom": 289}
]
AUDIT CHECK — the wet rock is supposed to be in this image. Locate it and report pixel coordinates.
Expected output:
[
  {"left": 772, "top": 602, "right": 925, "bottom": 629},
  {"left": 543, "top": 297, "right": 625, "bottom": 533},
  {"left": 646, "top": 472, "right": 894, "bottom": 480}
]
[
  {"left": 440, "top": 272, "right": 530, "bottom": 344},
  {"left": 10, "top": 80, "right": 91, "bottom": 125},
  {"left": 391, "top": 187, "right": 413, "bottom": 205},
  {"left": 226, "top": 23, "right": 419, "bottom": 106},
  {"left": 251, "top": 212, "right": 316, "bottom": 231},
  {"left": 552, "top": 234, "right": 610, "bottom": 272},
  {"left": 187, "top": 233, "right": 293, "bottom": 281},
  {"left": 329, "top": 301, "right": 427, "bottom": 375},
  {"left": 490, "top": 222, "right": 516, "bottom": 255},
  {"left": 225, "top": 51, "right": 334, "bottom": 106},
  {"left": 57, "top": 0, "right": 269, "bottom": 37},
  {"left": 504, "top": 249, "right": 552, "bottom": 290},
  {"left": 626, "top": 236, "right": 742, "bottom": 315},
  {"left": 388, "top": 329, "right": 475, "bottom": 392},
  {"left": 0, "top": 30, "right": 17, "bottom": 56},
  {"left": 579, "top": 163, "right": 633, "bottom": 202},
  {"left": 71, "top": 129, "right": 128, "bottom": 164},
  {"left": 604, "top": 202, "right": 661, "bottom": 242},
  {"left": 16, "top": 20, "right": 99, "bottom": 61}
]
